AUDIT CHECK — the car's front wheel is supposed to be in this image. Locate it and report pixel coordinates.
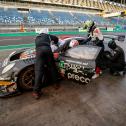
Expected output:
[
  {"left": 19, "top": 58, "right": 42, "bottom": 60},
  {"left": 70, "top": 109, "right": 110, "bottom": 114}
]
[{"left": 17, "top": 65, "right": 34, "bottom": 90}]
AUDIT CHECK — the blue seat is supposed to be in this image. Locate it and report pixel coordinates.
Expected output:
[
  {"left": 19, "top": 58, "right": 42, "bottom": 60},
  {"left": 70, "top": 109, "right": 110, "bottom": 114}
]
[
  {"left": 0, "top": 7, "right": 113, "bottom": 25},
  {"left": 72, "top": 13, "right": 91, "bottom": 23},
  {"left": 28, "top": 10, "right": 55, "bottom": 25},
  {"left": 52, "top": 11, "right": 79, "bottom": 25},
  {"left": 0, "top": 8, "right": 23, "bottom": 24}
]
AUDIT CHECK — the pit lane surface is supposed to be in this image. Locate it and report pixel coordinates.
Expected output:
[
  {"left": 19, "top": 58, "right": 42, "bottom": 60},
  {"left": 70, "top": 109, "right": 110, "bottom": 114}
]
[
  {"left": 0, "top": 36, "right": 35, "bottom": 46},
  {"left": 0, "top": 35, "right": 126, "bottom": 126},
  {"left": 0, "top": 35, "right": 73, "bottom": 47}
]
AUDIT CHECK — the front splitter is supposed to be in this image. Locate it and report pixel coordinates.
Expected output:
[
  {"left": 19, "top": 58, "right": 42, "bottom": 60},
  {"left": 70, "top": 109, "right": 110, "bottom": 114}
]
[
  {"left": 0, "top": 80, "right": 13, "bottom": 86},
  {"left": 0, "top": 90, "right": 21, "bottom": 98},
  {"left": 0, "top": 81, "right": 21, "bottom": 98}
]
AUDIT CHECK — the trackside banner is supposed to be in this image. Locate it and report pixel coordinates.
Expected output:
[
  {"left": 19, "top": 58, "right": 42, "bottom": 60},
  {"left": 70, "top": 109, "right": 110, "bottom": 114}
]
[{"left": 35, "top": 28, "right": 49, "bottom": 34}]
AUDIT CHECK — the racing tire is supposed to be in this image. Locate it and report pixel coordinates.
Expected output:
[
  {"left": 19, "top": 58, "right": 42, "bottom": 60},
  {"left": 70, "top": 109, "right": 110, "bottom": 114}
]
[
  {"left": 17, "top": 65, "right": 35, "bottom": 91},
  {"left": 17, "top": 65, "right": 52, "bottom": 91}
]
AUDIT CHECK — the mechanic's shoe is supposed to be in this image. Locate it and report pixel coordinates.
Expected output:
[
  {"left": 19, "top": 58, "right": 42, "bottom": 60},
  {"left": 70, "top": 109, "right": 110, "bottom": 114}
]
[
  {"left": 100, "top": 71, "right": 103, "bottom": 75},
  {"left": 119, "top": 71, "right": 125, "bottom": 76},
  {"left": 32, "top": 92, "right": 42, "bottom": 100},
  {"left": 92, "top": 73, "right": 100, "bottom": 79},
  {"left": 112, "top": 71, "right": 125, "bottom": 76}
]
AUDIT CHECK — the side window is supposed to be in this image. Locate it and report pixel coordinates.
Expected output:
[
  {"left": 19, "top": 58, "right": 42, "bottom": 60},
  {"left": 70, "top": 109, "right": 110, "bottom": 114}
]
[{"left": 65, "top": 45, "right": 100, "bottom": 60}]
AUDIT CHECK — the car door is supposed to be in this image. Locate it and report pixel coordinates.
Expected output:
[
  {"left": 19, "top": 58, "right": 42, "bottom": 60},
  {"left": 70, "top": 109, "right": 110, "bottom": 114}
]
[{"left": 58, "top": 45, "right": 101, "bottom": 84}]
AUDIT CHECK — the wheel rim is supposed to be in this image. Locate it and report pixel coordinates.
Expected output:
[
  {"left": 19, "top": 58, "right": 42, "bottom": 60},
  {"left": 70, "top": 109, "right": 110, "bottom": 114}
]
[{"left": 21, "top": 67, "right": 34, "bottom": 89}]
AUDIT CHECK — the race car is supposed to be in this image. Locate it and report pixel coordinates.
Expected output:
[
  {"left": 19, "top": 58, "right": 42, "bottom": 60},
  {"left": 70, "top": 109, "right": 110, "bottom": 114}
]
[{"left": 0, "top": 35, "right": 125, "bottom": 97}]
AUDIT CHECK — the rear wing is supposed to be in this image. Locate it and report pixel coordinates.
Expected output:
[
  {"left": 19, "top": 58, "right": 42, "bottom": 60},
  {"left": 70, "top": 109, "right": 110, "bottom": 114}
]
[{"left": 103, "top": 35, "right": 125, "bottom": 42}]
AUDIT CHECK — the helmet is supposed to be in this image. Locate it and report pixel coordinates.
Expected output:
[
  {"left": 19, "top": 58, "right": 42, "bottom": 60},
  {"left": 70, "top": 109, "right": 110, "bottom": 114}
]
[
  {"left": 69, "top": 39, "right": 79, "bottom": 48},
  {"left": 83, "top": 20, "right": 95, "bottom": 29},
  {"left": 108, "top": 39, "right": 117, "bottom": 49}
]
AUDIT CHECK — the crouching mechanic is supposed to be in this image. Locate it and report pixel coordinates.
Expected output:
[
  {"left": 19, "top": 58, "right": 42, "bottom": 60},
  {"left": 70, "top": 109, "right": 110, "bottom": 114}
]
[
  {"left": 83, "top": 20, "right": 104, "bottom": 79},
  {"left": 33, "top": 32, "right": 59, "bottom": 99},
  {"left": 105, "top": 40, "right": 125, "bottom": 75}
]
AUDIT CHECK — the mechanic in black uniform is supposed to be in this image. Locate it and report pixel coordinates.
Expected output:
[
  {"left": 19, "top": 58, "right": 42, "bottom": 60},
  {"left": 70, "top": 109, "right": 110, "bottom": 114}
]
[
  {"left": 33, "top": 32, "right": 59, "bottom": 99},
  {"left": 105, "top": 40, "right": 125, "bottom": 75}
]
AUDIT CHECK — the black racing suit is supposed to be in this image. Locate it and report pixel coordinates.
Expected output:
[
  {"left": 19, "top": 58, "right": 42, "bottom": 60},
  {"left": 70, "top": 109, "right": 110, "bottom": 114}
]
[
  {"left": 106, "top": 46, "right": 125, "bottom": 73},
  {"left": 33, "top": 33, "right": 59, "bottom": 93}
]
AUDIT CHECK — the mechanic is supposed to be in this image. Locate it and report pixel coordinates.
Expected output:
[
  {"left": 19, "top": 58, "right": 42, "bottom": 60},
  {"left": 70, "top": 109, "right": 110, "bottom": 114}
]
[
  {"left": 33, "top": 32, "right": 59, "bottom": 99},
  {"left": 83, "top": 20, "right": 104, "bottom": 79},
  {"left": 105, "top": 40, "right": 125, "bottom": 75}
]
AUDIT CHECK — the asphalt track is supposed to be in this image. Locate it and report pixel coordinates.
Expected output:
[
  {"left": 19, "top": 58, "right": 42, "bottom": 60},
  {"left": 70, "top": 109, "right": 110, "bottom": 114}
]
[
  {"left": 0, "top": 32, "right": 124, "bottom": 46},
  {"left": 0, "top": 36, "right": 36, "bottom": 46},
  {"left": 0, "top": 35, "right": 75, "bottom": 50},
  {"left": 0, "top": 33, "right": 126, "bottom": 126},
  {"left": 0, "top": 32, "right": 125, "bottom": 50}
]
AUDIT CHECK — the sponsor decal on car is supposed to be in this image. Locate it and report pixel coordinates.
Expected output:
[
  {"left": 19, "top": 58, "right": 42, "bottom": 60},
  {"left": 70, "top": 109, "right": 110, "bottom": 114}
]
[
  {"left": 59, "top": 61, "right": 64, "bottom": 68},
  {"left": 67, "top": 73, "right": 90, "bottom": 84},
  {"left": 59, "top": 61, "right": 91, "bottom": 83},
  {"left": 66, "top": 59, "right": 88, "bottom": 66},
  {"left": 64, "top": 63, "right": 89, "bottom": 75}
]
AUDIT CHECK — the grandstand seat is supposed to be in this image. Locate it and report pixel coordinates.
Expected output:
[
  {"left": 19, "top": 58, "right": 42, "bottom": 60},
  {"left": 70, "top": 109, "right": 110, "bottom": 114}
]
[
  {"left": 109, "top": 17, "right": 126, "bottom": 25},
  {"left": 89, "top": 14, "right": 110, "bottom": 25},
  {"left": 72, "top": 13, "right": 111, "bottom": 25},
  {"left": 52, "top": 11, "right": 79, "bottom": 25},
  {"left": 0, "top": 8, "right": 23, "bottom": 24},
  {"left": 72, "top": 13, "right": 91, "bottom": 23},
  {"left": 27, "top": 10, "right": 56, "bottom": 25},
  {"left": 0, "top": 7, "right": 112, "bottom": 26}
]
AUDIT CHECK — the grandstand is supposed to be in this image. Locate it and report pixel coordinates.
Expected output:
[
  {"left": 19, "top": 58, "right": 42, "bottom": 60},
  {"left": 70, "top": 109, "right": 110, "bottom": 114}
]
[
  {"left": 0, "top": 0, "right": 126, "bottom": 32},
  {"left": 19, "top": 0, "right": 126, "bottom": 12},
  {"left": 0, "top": 7, "right": 111, "bottom": 25}
]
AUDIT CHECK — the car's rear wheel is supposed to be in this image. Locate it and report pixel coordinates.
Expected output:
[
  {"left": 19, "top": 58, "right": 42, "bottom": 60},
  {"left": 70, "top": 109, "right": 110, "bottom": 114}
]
[{"left": 17, "top": 65, "right": 35, "bottom": 90}]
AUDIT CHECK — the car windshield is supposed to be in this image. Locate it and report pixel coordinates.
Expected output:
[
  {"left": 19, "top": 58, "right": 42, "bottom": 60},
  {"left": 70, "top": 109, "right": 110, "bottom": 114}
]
[{"left": 65, "top": 45, "right": 100, "bottom": 60}]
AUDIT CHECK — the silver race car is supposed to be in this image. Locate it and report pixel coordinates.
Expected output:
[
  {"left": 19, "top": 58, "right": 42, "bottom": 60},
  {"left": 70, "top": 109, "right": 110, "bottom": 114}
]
[{"left": 0, "top": 35, "right": 125, "bottom": 97}]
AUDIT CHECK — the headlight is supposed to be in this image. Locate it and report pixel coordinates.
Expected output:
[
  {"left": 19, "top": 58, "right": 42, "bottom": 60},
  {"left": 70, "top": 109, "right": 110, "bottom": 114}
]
[
  {"left": 2, "top": 63, "right": 15, "bottom": 74},
  {"left": 2, "top": 51, "right": 16, "bottom": 67}
]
